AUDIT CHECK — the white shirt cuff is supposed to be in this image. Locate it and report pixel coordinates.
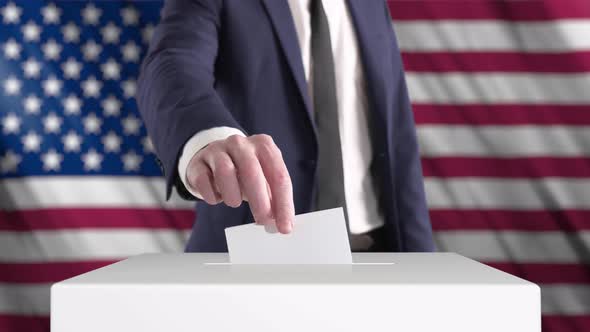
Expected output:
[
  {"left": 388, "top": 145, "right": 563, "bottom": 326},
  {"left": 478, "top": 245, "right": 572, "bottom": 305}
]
[{"left": 177, "top": 127, "right": 246, "bottom": 199}]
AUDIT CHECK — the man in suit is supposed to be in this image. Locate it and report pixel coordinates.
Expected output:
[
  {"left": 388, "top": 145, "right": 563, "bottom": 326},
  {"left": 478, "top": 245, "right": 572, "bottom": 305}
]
[{"left": 138, "top": 0, "right": 435, "bottom": 252}]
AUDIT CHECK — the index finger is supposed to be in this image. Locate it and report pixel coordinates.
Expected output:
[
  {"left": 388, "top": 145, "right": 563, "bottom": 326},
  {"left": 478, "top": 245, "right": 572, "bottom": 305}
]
[
  {"left": 225, "top": 137, "right": 273, "bottom": 225},
  {"left": 255, "top": 136, "right": 294, "bottom": 234}
]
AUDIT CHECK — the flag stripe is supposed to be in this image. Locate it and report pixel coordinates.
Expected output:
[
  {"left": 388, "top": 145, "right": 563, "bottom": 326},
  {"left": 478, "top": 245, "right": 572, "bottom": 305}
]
[
  {"left": 542, "top": 285, "right": 590, "bottom": 315},
  {"left": 395, "top": 21, "right": 590, "bottom": 51},
  {"left": 0, "top": 208, "right": 194, "bottom": 231},
  {"left": 425, "top": 178, "right": 590, "bottom": 209},
  {"left": 388, "top": 0, "right": 590, "bottom": 21},
  {"left": 1, "top": 283, "right": 587, "bottom": 315},
  {"left": 412, "top": 104, "right": 590, "bottom": 125},
  {"left": 407, "top": 73, "right": 590, "bottom": 103},
  {"left": 0, "top": 230, "right": 189, "bottom": 262},
  {"left": 0, "top": 315, "right": 49, "bottom": 332},
  {"left": 2, "top": 315, "right": 589, "bottom": 332},
  {"left": 0, "top": 261, "right": 117, "bottom": 284},
  {"left": 0, "top": 229, "right": 586, "bottom": 263},
  {"left": 402, "top": 51, "right": 590, "bottom": 73},
  {"left": 0, "top": 284, "right": 49, "bottom": 315},
  {"left": 422, "top": 157, "right": 590, "bottom": 178},
  {"left": 435, "top": 231, "right": 590, "bottom": 263},
  {"left": 542, "top": 316, "right": 590, "bottom": 332},
  {"left": 0, "top": 177, "right": 195, "bottom": 210},
  {"left": 430, "top": 210, "right": 590, "bottom": 231},
  {"left": 418, "top": 126, "right": 590, "bottom": 157},
  {"left": 487, "top": 262, "right": 590, "bottom": 284}
]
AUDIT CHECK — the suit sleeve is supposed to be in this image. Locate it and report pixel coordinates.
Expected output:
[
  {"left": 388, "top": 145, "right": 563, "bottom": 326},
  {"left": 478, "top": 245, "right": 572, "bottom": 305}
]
[
  {"left": 137, "top": 0, "right": 245, "bottom": 199},
  {"left": 385, "top": 3, "right": 436, "bottom": 252}
]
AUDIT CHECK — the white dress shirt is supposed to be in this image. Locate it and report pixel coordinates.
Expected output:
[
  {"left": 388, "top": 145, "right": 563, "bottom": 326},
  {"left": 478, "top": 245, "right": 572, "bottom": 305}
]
[{"left": 178, "top": 0, "right": 385, "bottom": 234}]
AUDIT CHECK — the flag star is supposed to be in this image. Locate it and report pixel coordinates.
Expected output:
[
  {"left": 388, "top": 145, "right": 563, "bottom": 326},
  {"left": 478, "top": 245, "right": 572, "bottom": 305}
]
[
  {"left": 42, "top": 39, "right": 62, "bottom": 60},
  {"left": 22, "top": 131, "right": 42, "bottom": 152},
  {"left": 43, "top": 112, "right": 63, "bottom": 134},
  {"left": 63, "top": 94, "right": 82, "bottom": 115},
  {"left": 23, "top": 94, "right": 42, "bottom": 114},
  {"left": 101, "top": 22, "right": 121, "bottom": 44},
  {"left": 42, "top": 75, "right": 63, "bottom": 97},
  {"left": 81, "top": 149, "right": 103, "bottom": 171},
  {"left": 81, "top": 76, "right": 102, "bottom": 98},
  {"left": 3, "top": 76, "right": 21, "bottom": 95},
  {"left": 81, "top": 40, "right": 102, "bottom": 62},
  {"left": 81, "top": 3, "right": 101, "bottom": 25},
  {"left": 2, "top": 112, "right": 21, "bottom": 134},
  {"left": 3, "top": 38, "right": 21, "bottom": 59},
  {"left": 121, "top": 6, "right": 140, "bottom": 26},
  {"left": 61, "top": 22, "right": 80, "bottom": 43},
  {"left": 121, "top": 79, "right": 136, "bottom": 98},
  {"left": 22, "top": 57, "right": 42, "bottom": 78},
  {"left": 142, "top": 24, "right": 155, "bottom": 44},
  {"left": 41, "top": 149, "right": 63, "bottom": 171},
  {"left": 102, "top": 131, "right": 122, "bottom": 152},
  {"left": 61, "top": 57, "right": 82, "bottom": 79},
  {"left": 101, "top": 58, "right": 121, "bottom": 80},
  {"left": 83, "top": 112, "right": 102, "bottom": 134},
  {"left": 142, "top": 136, "right": 154, "bottom": 153},
  {"left": 121, "top": 41, "right": 140, "bottom": 63},
  {"left": 41, "top": 3, "right": 61, "bottom": 24},
  {"left": 1, "top": 2, "right": 21, "bottom": 24},
  {"left": 101, "top": 95, "right": 121, "bottom": 116},
  {"left": 122, "top": 115, "right": 141, "bottom": 136},
  {"left": 62, "top": 130, "right": 82, "bottom": 152},
  {"left": 1, "top": 150, "right": 21, "bottom": 173},
  {"left": 122, "top": 150, "right": 142, "bottom": 171},
  {"left": 22, "top": 21, "right": 42, "bottom": 42}
]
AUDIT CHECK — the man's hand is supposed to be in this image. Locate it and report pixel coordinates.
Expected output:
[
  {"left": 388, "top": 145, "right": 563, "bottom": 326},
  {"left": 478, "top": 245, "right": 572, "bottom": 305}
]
[{"left": 186, "top": 134, "right": 295, "bottom": 234}]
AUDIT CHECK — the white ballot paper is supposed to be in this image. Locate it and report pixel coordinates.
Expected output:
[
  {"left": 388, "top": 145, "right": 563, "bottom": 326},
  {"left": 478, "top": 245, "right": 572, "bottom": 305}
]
[{"left": 225, "top": 207, "right": 352, "bottom": 264}]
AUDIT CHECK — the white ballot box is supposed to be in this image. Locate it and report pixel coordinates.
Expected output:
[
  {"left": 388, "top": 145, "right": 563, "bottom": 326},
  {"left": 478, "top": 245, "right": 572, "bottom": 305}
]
[{"left": 51, "top": 253, "right": 540, "bottom": 332}]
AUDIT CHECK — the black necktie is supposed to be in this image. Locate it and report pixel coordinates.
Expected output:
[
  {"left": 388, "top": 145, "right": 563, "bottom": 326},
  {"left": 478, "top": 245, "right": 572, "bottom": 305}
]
[{"left": 310, "top": 0, "right": 348, "bottom": 221}]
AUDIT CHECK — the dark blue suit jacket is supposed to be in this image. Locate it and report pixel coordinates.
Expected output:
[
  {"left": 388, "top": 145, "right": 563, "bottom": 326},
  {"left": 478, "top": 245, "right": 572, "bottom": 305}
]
[{"left": 137, "top": 0, "right": 435, "bottom": 252}]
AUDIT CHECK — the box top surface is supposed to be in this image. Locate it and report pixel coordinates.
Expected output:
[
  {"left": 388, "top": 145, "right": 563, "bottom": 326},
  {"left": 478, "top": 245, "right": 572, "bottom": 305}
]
[{"left": 55, "top": 253, "right": 533, "bottom": 286}]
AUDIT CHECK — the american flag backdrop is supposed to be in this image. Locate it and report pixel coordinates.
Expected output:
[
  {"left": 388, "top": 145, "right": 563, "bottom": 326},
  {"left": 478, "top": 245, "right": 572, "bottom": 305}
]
[{"left": 0, "top": 0, "right": 588, "bottom": 331}]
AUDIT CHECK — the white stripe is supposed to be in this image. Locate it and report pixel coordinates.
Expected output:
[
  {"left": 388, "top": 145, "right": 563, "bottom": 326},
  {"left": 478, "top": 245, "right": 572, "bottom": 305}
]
[
  {"left": 0, "top": 284, "right": 49, "bottom": 315},
  {"left": 435, "top": 231, "right": 590, "bottom": 263},
  {"left": 406, "top": 73, "right": 590, "bottom": 103},
  {"left": 0, "top": 283, "right": 587, "bottom": 316},
  {"left": 425, "top": 178, "right": 590, "bottom": 209},
  {"left": 542, "top": 285, "right": 590, "bottom": 315},
  {"left": 394, "top": 20, "right": 590, "bottom": 51},
  {"left": 0, "top": 177, "right": 195, "bottom": 210},
  {"left": 0, "top": 229, "right": 190, "bottom": 262},
  {"left": 418, "top": 125, "right": 590, "bottom": 157},
  {"left": 1, "top": 228, "right": 586, "bottom": 264}
]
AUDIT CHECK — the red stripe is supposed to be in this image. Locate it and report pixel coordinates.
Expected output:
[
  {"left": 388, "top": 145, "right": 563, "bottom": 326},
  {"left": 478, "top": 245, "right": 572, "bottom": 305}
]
[
  {"left": 0, "top": 208, "right": 195, "bottom": 231},
  {"left": 413, "top": 104, "right": 590, "bottom": 125},
  {"left": 402, "top": 52, "right": 590, "bottom": 73},
  {"left": 387, "top": 0, "right": 590, "bottom": 21},
  {"left": 485, "top": 262, "right": 590, "bottom": 284},
  {"left": 422, "top": 157, "right": 590, "bottom": 178},
  {"left": 0, "top": 260, "right": 118, "bottom": 283},
  {"left": 543, "top": 315, "right": 590, "bottom": 332},
  {"left": 0, "top": 315, "right": 49, "bottom": 332},
  {"left": 430, "top": 210, "right": 590, "bottom": 231},
  {"left": 0, "top": 314, "right": 585, "bottom": 332}
]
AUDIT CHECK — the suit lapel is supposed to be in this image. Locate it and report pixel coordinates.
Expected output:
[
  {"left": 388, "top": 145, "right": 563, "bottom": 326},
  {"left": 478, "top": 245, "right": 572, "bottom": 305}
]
[
  {"left": 346, "top": 0, "right": 392, "bottom": 141},
  {"left": 260, "top": 0, "right": 313, "bottom": 119}
]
